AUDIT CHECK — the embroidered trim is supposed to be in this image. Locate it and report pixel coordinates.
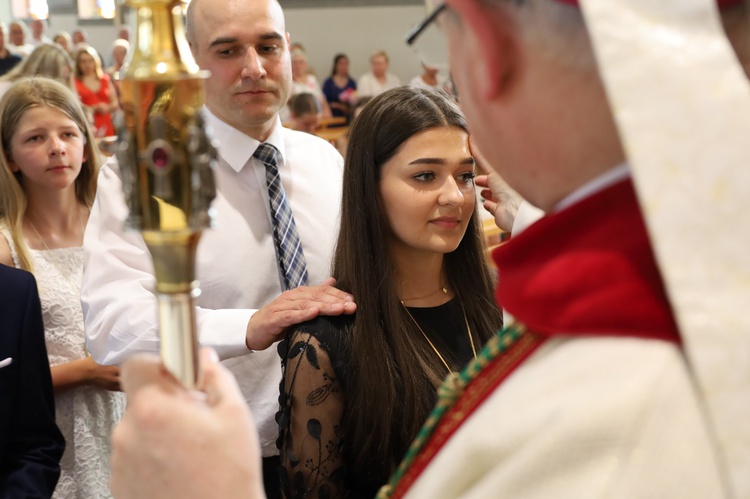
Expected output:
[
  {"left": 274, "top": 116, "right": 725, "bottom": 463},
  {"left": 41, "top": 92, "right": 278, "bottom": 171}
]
[{"left": 377, "top": 323, "right": 546, "bottom": 498}]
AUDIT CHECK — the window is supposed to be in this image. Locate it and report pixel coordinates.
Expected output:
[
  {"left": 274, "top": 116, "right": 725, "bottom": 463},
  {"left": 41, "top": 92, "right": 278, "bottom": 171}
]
[
  {"left": 11, "top": 0, "right": 49, "bottom": 19},
  {"left": 77, "top": 0, "right": 117, "bottom": 20}
]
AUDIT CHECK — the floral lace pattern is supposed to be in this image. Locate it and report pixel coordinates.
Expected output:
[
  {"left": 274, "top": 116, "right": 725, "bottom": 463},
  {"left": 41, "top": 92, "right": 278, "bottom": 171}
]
[
  {"left": 278, "top": 329, "right": 347, "bottom": 499},
  {"left": 1, "top": 228, "right": 125, "bottom": 499},
  {"left": 276, "top": 303, "right": 485, "bottom": 499}
]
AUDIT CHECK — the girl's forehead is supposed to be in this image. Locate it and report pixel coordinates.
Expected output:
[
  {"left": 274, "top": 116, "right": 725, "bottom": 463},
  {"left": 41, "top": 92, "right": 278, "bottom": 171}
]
[{"left": 16, "top": 106, "right": 77, "bottom": 128}]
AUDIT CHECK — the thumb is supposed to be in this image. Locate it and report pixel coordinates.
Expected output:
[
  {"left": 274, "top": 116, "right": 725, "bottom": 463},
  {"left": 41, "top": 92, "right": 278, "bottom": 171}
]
[
  {"left": 320, "top": 276, "right": 337, "bottom": 287},
  {"left": 198, "top": 348, "right": 245, "bottom": 408},
  {"left": 120, "top": 354, "right": 178, "bottom": 398}
]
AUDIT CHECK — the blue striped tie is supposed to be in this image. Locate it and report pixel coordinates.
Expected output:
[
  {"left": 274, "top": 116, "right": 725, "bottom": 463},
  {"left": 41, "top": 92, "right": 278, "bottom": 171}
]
[{"left": 253, "top": 143, "right": 309, "bottom": 290}]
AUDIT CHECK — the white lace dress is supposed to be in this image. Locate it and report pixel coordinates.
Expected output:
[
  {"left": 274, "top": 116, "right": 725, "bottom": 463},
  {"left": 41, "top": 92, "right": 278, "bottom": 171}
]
[{"left": 1, "top": 228, "right": 125, "bottom": 499}]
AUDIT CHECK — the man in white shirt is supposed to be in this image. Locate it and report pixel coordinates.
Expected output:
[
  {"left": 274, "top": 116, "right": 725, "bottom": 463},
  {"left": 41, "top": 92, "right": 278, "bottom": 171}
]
[
  {"left": 29, "top": 19, "right": 52, "bottom": 46},
  {"left": 82, "top": 0, "right": 355, "bottom": 496},
  {"left": 358, "top": 50, "right": 402, "bottom": 97},
  {"left": 7, "top": 20, "right": 34, "bottom": 58}
]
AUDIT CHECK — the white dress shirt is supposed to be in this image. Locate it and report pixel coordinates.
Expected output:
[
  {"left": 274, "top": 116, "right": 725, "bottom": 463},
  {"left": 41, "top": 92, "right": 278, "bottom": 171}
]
[
  {"left": 7, "top": 43, "right": 34, "bottom": 58},
  {"left": 82, "top": 109, "right": 343, "bottom": 456},
  {"left": 30, "top": 36, "right": 53, "bottom": 47},
  {"left": 357, "top": 72, "right": 402, "bottom": 97}
]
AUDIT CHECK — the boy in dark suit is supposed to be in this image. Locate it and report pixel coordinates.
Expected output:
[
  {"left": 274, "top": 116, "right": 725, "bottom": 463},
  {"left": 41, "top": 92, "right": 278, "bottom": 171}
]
[{"left": 0, "top": 264, "right": 65, "bottom": 497}]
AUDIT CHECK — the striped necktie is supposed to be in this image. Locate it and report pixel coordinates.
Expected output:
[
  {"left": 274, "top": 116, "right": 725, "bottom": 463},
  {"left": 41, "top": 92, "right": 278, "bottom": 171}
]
[{"left": 253, "top": 143, "right": 309, "bottom": 290}]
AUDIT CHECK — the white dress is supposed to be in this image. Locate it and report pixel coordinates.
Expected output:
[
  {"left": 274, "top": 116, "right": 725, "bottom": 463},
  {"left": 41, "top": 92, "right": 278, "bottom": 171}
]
[{"left": 1, "top": 227, "right": 125, "bottom": 499}]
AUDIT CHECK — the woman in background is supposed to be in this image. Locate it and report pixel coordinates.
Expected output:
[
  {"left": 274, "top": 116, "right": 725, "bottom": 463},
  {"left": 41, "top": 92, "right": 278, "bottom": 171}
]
[
  {"left": 287, "top": 93, "right": 321, "bottom": 135},
  {"left": 53, "top": 31, "right": 73, "bottom": 54},
  {"left": 73, "top": 44, "right": 118, "bottom": 138},
  {"left": 321, "top": 53, "right": 357, "bottom": 123}
]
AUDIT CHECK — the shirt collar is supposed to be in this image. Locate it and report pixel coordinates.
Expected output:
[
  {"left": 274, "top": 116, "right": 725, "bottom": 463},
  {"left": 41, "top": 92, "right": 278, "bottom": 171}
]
[
  {"left": 202, "top": 107, "right": 287, "bottom": 173},
  {"left": 554, "top": 162, "right": 630, "bottom": 212}
]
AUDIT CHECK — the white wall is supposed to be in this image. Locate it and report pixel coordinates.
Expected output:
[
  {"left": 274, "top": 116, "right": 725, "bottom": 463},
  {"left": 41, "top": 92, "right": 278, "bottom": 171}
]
[
  {"left": 0, "top": 3, "right": 13, "bottom": 26},
  {"left": 48, "top": 14, "right": 129, "bottom": 64},
  {"left": 285, "top": 5, "right": 427, "bottom": 84},
  {"left": 0, "top": 5, "right": 427, "bottom": 81}
]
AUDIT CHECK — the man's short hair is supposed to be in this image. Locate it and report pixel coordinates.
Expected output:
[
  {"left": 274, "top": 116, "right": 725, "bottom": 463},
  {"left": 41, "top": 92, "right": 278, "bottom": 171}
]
[{"left": 485, "top": 0, "right": 748, "bottom": 72}]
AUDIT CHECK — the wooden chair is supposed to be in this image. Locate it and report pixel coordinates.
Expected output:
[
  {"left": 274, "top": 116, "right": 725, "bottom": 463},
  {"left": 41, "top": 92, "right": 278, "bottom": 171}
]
[
  {"left": 282, "top": 116, "right": 349, "bottom": 142},
  {"left": 317, "top": 116, "right": 347, "bottom": 129}
]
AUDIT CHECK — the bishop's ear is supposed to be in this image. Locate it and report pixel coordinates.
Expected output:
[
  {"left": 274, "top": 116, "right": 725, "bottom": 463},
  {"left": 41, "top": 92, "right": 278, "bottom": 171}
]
[{"left": 445, "top": 0, "right": 522, "bottom": 101}]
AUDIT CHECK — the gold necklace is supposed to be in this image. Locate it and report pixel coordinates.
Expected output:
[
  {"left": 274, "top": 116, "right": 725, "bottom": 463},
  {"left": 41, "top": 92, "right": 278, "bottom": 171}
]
[
  {"left": 26, "top": 208, "right": 85, "bottom": 251},
  {"left": 27, "top": 219, "right": 52, "bottom": 251},
  {"left": 402, "top": 303, "right": 478, "bottom": 374},
  {"left": 400, "top": 285, "right": 448, "bottom": 304}
]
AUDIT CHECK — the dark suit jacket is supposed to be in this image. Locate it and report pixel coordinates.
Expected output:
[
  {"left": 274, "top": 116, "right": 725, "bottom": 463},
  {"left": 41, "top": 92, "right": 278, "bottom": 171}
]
[{"left": 0, "top": 264, "right": 65, "bottom": 498}]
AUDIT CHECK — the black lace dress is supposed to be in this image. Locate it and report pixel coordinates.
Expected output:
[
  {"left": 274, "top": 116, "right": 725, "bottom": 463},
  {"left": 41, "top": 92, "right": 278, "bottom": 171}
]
[{"left": 276, "top": 298, "right": 477, "bottom": 499}]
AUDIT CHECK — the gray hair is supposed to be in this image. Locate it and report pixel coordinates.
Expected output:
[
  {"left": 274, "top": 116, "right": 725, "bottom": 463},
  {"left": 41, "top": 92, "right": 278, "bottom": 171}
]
[
  {"left": 112, "top": 38, "right": 130, "bottom": 52},
  {"left": 487, "top": 0, "right": 595, "bottom": 70},
  {"left": 487, "top": 0, "right": 750, "bottom": 72},
  {"left": 9, "top": 19, "right": 29, "bottom": 37}
]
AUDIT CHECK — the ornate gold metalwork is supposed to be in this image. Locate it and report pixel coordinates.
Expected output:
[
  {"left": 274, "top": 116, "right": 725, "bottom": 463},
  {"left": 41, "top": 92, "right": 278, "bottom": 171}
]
[{"left": 116, "top": 0, "right": 216, "bottom": 387}]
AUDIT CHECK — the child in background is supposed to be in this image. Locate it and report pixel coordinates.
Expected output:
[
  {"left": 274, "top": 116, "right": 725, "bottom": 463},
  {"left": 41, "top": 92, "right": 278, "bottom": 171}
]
[{"left": 288, "top": 93, "right": 321, "bottom": 135}]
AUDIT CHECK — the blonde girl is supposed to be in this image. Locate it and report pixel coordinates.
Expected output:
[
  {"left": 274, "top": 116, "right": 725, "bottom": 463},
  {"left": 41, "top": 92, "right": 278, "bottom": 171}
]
[
  {"left": 0, "top": 77, "right": 124, "bottom": 499},
  {"left": 0, "top": 43, "right": 75, "bottom": 97}
]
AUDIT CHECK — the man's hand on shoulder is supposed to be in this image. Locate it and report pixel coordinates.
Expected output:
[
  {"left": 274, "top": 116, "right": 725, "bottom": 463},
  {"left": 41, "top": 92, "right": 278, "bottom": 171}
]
[{"left": 245, "top": 277, "right": 356, "bottom": 351}]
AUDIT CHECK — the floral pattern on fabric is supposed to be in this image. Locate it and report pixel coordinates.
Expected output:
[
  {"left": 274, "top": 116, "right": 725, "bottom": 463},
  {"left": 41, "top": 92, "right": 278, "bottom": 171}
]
[{"left": 278, "top": 331, "right": 346, "bottom": 498}]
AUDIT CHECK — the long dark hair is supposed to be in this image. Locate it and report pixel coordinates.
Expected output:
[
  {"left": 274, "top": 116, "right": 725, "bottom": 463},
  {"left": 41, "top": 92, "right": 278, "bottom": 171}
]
[
  {"left": 333, "top": 87, "right": 502, "bottom": 482},
  {"left": 330, "top": 53, "right": 348, "bottom": 77}
]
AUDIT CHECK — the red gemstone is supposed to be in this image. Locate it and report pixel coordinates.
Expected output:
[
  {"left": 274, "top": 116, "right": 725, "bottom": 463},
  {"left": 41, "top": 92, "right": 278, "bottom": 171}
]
[{"left": 152, "top": 147, "right": 169, "bottom": 169}]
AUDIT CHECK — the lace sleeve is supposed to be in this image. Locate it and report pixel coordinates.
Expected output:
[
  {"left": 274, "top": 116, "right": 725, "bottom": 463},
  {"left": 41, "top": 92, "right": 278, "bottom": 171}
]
[{"left": 278, "top": 330, "right": 346, "bottom": 499}]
